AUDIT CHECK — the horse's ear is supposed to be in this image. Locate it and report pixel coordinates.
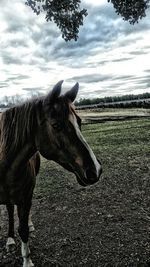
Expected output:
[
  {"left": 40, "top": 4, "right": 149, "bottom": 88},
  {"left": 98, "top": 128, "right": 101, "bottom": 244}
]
[
  {"left": 65, "top": 82, "right": 79, "bottom": 102},
  {"left": 44, "top": 80, "right": 63, "bottom": 106}
]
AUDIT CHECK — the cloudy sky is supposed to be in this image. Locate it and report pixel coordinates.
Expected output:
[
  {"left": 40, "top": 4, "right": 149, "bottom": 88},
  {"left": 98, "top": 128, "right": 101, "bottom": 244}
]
[{"left": 0, "top": 0, "right": 150, "bottom": 101}]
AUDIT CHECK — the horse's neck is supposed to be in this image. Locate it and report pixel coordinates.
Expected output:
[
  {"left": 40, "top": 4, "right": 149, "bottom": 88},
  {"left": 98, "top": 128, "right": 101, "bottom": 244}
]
[
  {"left": 0, "top": 103, "right": 39, "bottom": 174},
  {"left": 0, "top": 142, "right": 37, "bottom": 179},
  {"left": 7, "top": 143, "right": 37, "bottom": 174}
]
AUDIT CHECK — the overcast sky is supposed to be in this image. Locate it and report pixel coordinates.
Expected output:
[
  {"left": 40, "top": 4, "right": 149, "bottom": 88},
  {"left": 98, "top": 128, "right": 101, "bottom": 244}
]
[{"left": 0, "top": 0, "right": 150, "bottom": 100}]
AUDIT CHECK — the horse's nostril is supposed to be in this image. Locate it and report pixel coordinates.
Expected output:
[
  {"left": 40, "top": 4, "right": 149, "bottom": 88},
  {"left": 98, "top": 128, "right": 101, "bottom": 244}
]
[
  {"left": 86, "top": 168, "right": 99, "bottom": 182},
  {"left": 86, "top": 169, "right": 95, "bottom": 179},
  {"left": 86, "top": 164, "right": 102, "bottom": 184}
]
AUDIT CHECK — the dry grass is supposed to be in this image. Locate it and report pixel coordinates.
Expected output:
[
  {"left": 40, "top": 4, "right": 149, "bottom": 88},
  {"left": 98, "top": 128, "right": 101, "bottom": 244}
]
[{"left": 77, "top": 108, "right": 150, "bottom": 118}]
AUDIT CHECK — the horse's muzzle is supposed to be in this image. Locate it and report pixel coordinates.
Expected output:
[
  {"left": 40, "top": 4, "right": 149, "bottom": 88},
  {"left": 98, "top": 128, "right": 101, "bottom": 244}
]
[
  {"left": 85, "top": 165, "right": 102, "bottom": 184},
  {"left": 76, "top": 159, "right": 102, "bottom": 187},
  {"left": 58, "top": 158, "right": 102, "bottom": 187}
]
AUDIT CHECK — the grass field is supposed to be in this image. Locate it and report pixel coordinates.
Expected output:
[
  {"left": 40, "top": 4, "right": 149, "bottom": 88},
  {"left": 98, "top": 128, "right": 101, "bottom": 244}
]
[{"left": 0, "top": 110, "right": 150, "bottom": 266}]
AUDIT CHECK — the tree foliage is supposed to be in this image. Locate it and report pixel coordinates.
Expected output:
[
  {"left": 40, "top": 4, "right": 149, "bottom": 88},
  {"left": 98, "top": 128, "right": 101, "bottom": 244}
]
[
  {"left": 25, "top": 0, "right": 150, "bottom": 41},
  {"left": 109, "top": 0, "right": 150, "bottom": 24},
  {"left": 25, "top": 0, "right": 87, "bottom": 41}
]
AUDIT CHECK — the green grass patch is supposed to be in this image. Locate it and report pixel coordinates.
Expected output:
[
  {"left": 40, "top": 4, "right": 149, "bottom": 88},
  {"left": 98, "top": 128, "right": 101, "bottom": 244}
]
[{"left": 35, "top": 118, "right": 150, "bottom": 197}]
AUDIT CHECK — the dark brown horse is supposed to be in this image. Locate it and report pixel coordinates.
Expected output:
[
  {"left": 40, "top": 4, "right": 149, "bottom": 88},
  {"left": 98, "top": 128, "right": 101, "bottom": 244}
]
[{"left": 0, "top": 81, "right": 102, "bottom": 267}]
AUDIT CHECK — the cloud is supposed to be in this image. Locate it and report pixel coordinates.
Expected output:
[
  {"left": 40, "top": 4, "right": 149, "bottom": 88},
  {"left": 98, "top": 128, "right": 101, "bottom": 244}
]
[
  {"left": 2, "top": 53, "right": 22, "bottom": 65},
  {"left": 0, "top": 82, "right": 8, "bottom": 89},
  {"left": 4, "top": 74, "right": 29, "bottom": 84},
  {"left": 69, "top": 74, "right": 111, "bottom": 83},
  {"left": 22, "top": 86, "right": 45, "bottom": 92},
  {"left": 0, "top": 0, "right": 150, "bottom": 100}
]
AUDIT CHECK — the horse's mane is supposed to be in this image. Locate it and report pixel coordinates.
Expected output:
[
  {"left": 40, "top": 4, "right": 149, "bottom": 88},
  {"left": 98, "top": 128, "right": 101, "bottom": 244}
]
[{"left": 0, "top": 98, "right": 42, "bottom": 157}]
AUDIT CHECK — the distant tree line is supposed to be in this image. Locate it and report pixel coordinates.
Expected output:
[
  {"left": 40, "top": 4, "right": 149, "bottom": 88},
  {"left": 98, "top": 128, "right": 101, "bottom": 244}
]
[
  {"left": 100, "top": 99, "right": 150, "bottom": 109},
  {"left": 0, "top": 91, "right": 150, "bottom": 111},
  {"left": 75, "top": 92, "right": 150, "bottom": 108},
  {"left": 0, "top": 92, "right": 44, "bottom": 110}
]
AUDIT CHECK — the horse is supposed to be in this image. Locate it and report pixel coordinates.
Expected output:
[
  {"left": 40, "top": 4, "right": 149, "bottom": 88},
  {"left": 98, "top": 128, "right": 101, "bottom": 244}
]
[{"left": 0, "top": 80, "right": 102, "bottom": 267}]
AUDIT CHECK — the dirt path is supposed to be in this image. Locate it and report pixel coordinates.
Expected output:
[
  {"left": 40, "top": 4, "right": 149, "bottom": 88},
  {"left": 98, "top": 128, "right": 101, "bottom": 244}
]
[{"left": 1, "top": 174, "right": 150, "bottom": 267}]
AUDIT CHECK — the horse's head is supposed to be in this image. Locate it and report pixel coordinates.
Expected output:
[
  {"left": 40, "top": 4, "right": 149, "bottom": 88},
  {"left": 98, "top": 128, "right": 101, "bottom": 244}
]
[{"left": 36, "top": 81, "right": 102, "bottom": 186}]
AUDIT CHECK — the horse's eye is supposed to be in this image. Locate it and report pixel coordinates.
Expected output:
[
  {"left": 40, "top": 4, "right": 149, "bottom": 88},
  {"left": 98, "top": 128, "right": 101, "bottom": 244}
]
[
  {"left": 51, "top": 122, "right": 58, "bottom": 129},
  {"left": 51, "top": 122, "right": 62, "bottom": 131}
]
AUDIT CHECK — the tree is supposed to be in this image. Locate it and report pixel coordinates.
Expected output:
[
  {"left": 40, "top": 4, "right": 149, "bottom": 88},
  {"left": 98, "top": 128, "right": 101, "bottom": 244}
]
[
  {"left": 25, "top": 0, "right": 87, "bottom": 41},
  {"left": 109, "top": 0, "right": 150, "bottom": 24},
  {"left": 25, "top": 0, "right": 150, "bottom": 41}
]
